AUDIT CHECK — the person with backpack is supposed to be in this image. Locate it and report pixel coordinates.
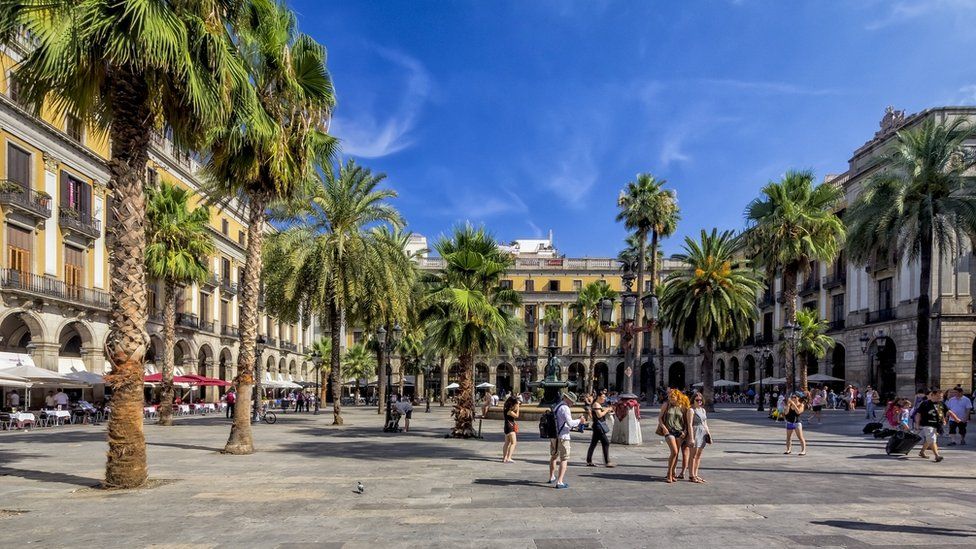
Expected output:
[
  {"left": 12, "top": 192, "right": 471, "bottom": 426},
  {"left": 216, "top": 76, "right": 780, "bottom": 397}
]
[
  {"left": 225, "top": 388, "right": 236, "bottom": 419},
  {"left": 542, "top": 391, "right": 585, "bottom": 489}
]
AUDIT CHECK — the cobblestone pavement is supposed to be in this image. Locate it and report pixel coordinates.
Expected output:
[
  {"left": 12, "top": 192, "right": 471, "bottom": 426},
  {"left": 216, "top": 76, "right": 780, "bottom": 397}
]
[{"left": 1, "top": 404, "right": 975, "bottom": 548}]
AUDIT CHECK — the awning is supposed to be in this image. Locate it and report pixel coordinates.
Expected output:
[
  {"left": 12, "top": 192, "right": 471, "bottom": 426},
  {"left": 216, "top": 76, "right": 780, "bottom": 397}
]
[
  {"left": 0, "top": 363, "right": 89, "bottom": 389},
  {"left": 808, "top": 373, "right": 846, "bottom": 382},
  {"left": 0, "top": 372, "right": 28, "bottom": 388},
  {"left": 749, "top": 377, "right": 787, "bottom": 386},
  {"left": 693, "top": 379, "right": 740, "bottom": 388},
  {"left": 445, "top": 382, "right": 460, "bottom": 390},
  {"left": 0, "top": 351, "right": 35, "bottom": 369},
  {"left": 58, "top": 357, "right": 105, "bottom": 385}
]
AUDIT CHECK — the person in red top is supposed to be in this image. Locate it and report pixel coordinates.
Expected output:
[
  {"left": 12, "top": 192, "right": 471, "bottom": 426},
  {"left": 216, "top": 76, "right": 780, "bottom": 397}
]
[{"left": 225, "top": 388, "right": 236, "bottom": 419}]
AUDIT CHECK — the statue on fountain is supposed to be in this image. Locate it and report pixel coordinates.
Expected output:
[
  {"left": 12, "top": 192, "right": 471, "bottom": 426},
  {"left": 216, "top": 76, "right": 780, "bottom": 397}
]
[{"left": 544, "top": 353, "right": 561, "bottom": 382}]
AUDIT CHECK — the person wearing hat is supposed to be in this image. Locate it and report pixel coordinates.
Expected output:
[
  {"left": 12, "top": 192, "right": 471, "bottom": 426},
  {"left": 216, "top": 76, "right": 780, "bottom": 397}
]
[{"left": 548, "top": 390, "right": 586, "bottom": 489}]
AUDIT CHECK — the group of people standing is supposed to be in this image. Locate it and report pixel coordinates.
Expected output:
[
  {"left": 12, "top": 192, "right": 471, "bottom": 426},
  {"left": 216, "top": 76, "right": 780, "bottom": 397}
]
[{"left": 657, "top": 389, "right": 713, "bottom": 483}]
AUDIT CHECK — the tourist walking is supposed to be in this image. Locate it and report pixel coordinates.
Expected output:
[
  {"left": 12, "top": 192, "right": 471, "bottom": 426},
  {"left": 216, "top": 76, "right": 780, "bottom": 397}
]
[
  {"left": 225, "top": 388, "right": 236, "bottom": 418},
  {"left": 945, "top": 387, "right": 972, "bottom": 446},
  {"left": 864, "top": 385, "right": 878, "bottom": 419},
  {"left": 658, "top": 388, "right": 689, "bottom": 483},
  {"left": 501, "top": 395, "right": 520, "bottom": 463},
  {"left": 914, "top": 389, "right": 959, "bottom": 462},
  {"left": 396, "top": 396, "right": 414, "bottom": 432},
  {"left": 548, "top": 391, "right": 585, "bottom": 489},
  {"left": 585, "top": 391, "right": 615, "bottom": 467},
  {"left": 784, "top": 393, "right": 807, "bottom": 455},
  {"left": 810, "top": 388, "right": 825, "bottom": 424},
  {"left": 687, "top": 392, "right": 712, "bottom": 483}
]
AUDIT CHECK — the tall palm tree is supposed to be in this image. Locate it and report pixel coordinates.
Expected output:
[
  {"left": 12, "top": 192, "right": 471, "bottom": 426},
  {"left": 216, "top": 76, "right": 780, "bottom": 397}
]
[
  {"left": 305, "top": 336, "right": 331, "bottom": 404},
  {"left": 616, "top": 173, "right": 679, "bottom": 392},
  {"left": 421, "top": 225, "right": 522, "bottom": 438},
  {"left": 0, "top": 0, "right": 245, "bottom": 487},
  {"left": 571, "top": 281, "right": 618, "bottom": 394},
  {"left": 342, "top": 343, "right": 375, "bottom": 405},
  {"left": 145, "top": 181, "right": 215, "bottom": 426},
  {"left": 205, "top": 0, "right": 335, "bottom": 454},
  {"left": 846, "top": 118, "right": 976, "bottom": 391},
  {"left": 660, "top": 229, "right": 761, "bottom": 411},
  {"left": 794, "top": 308, "right": 834, "bottom": 392},
  {"left": 261, "top": 160, "right": 403, "bottom": 426},
  {"left": 744, "top": 170, "right": 844, "bottom": 394}
]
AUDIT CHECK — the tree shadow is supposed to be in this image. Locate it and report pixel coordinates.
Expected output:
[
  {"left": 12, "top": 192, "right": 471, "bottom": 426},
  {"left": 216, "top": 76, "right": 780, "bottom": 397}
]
[
  {"left": 0, "top": 466, "right": 100, "bottom": 488},
  {"left": 583, "top": 471, "right": 659, "bottom": 483},
  {"left": 811, "top": 520, "right": 975, "bottom": 538},
  {"left": 147, "top": 441, "right": 223, "bottom": 453},
  {"left": 472, "top": 478, "right": 541, "bottom": 487}
]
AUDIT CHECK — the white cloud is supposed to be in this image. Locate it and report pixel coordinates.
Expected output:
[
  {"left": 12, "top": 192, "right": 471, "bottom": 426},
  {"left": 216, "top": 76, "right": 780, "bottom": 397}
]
[
  {"left": 526, "top": 220, "right": 544, "bottom": 238},
  {"left": 659, "top": 132, "right": 692, "bottom": 167},
  {"left": 958, "top": 84, "right": 976, "bottom": 104},
  {"left": 441, "top": 188, "right": 528, "bottom": 219},
  {"left": 541, "top": 139, "right": 599, "bottom": 209},
  {"left": 697, "top": 78, "right": 841, "bottom": 96},
  {"left": 865, "top": 0, "right": 976, "bottom": 30},
  {"left": 332, "top": 47, "right": 431, "bottom": 158}
]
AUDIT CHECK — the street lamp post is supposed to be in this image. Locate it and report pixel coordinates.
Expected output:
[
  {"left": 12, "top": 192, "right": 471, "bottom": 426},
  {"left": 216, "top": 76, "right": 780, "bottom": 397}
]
[
  {"left": 757, "top": 345, "right": 770, "bottom": 412},
  {"left": 310, "top": 350, "right": 323, "bottom": 415},
  {"left": 252, "top": 336, "right": 266, "bottom": 423},
  {"left": 599, "top": 259, "right": 658, "bottom": 395},
  {"left": 423, "top": 363, "right": 432, "bottom": 413},
  {"left": 376, "top": 324, "right": 402, "bottom": 432}
]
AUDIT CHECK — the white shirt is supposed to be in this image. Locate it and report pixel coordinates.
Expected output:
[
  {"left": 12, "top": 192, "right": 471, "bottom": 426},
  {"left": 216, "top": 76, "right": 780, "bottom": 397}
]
[
  {"left": 946, "top": 396, "right": 973, "bottom": 422},
  {"left": 395, "top": 400, "right": 413, "bottom": 414},
  {"left": 45, "top": 395, "right": 56, "bottom": 407},
  {"left": 490, "top": 394, "right": 499, "bottom": 406},
  {"left": 9, "top": 393, "right": 20, "bottom": 406},
  {"left": 54, "top": 392, "right": 69, "bottom": 406},
  {"left": 554, "top": 402, "right": 581, "bottom": 440}
]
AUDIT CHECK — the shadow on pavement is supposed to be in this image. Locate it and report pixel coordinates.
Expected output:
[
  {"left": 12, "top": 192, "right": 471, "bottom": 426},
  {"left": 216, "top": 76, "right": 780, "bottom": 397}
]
[
  {"left": 812, "top": 519, "right": 976, "bottom": 537},
  {"left": 147, "top": 441, "right": 223, "bottom": 453},
  {"left": 472, "top": 478, "right": 542, "bottom": 487},
  {"left": 0, "top": 466, "right": 100, "bottom": 487}
]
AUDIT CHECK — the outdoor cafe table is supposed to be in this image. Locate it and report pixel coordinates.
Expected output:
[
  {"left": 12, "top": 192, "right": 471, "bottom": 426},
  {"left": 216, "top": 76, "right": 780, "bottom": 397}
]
[
  {"left": 10, "top": 412, "right": 35, "bottom": 428},
  {"left": 47, "top": 410, "right": 71, "bottom": 424},
  {"left": 195, "top": 403, "right": 216, "bottom": 413},
  {"left": 177, "top": 404, "right": 191, "bottom": 415}
]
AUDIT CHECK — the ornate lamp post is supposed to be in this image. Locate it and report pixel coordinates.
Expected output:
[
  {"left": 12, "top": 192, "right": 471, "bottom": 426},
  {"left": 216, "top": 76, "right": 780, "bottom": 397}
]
[
  {"left": 599, "top": 259, "right": 658, "bottom": 395},
  {"left": 310, "top": 349, "right": 323, "bottom": 415},
  {"left": 422, "top": 363, "right": 432, "bottom": 413},
  {"left": 252, "top": 335, "right": 266, "bottom": 423},
  {"left": 757, "top": 345, "right": 770, "bottom": 412},
  {"left": 376, "top": 324, "right": 402, "bottom": 432}
]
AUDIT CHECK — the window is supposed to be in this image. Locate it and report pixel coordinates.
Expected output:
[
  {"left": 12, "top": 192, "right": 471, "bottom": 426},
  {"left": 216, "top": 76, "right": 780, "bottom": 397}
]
[
  {"left": 353, "top": 330, "right": 363, "bottom": 345},
  {"left": 573, "top": 279, "right": 582, "bottom": 291},
  {"left": 6, "top": 144, "right": 30, "bottom": 186},
  {"left": 878, "top": 277, "right": 893, "bottom": 311},
  {"left": 65, "top": 114, "right": 83, "bottom": 143},
  {"left": 6, "top": 225, "right": 32, "bottom": 273},
  {"left": 644, "top": 280, "right": 653, "bottom": 292},
  {"left": 221, "top": 218, "right": 229, "bottom": 235},
  {"left": 221, "top": 257, "right": 231, "bottom": 283},
  {"left": 7, "top": 72, "right": 23, "bottom": 105},
  {"left": 523, "top": 304, "right": 536, "bottom": 324},
  {"left": 525, "top": 279, "right": 534, "bottom": 292},
  {"left": 148, "top": 288, "right": 158, "bottom": 316},
  {"left": 571, "top": 332, "right": 581, "bottom": 354},
  {"left": 146, "top": 168, "right": 159, "bottom": 187},
  {"left": 64, "top": 245, "right": 85, "bottom": 287},
  {"left": 238, "top": 230, "right": 245, "bottom": 246},
  {"left": 803, "top": 301, "right": 817, "bottom": 313},
  {"left": 762, "top": 312, "right": 774, "bottom": 343},
  {"left": 547, "top": 280, "right": 560, "bottom": 292},
  {"left": 199, "top": 291, "right": 211, "bottom": 324},
  {"left": 60, "top": 172, "right": 90, "bottom": 214},
  {"left": 499, "top": 279, "right": 512, "bottom": 290},
  {"left": 832, "top": 294, "right": 844, "bottom": 323},
  {"left": 527, "top": 331, "right": 536, "bottom": 352}
]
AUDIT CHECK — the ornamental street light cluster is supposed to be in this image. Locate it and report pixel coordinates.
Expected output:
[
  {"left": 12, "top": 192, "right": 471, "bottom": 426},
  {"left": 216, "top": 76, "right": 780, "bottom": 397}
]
[
  {"left": 310, "top": 348, "right": 323, "bottom": 414},
  {"left": 859, "top": 328, "right": 887, "bottom": 389},
  {"left": 757, "top": 344, "right": 771, "bottom": 412},
  {"left": 375, "top": 323, "right": 402, "bottom": 432},
  {"left": 253, "top": 335, "right": 266, "bottom": 423},
  {"left": 598, "top": 259, "right": 659, "bottom": 395}
]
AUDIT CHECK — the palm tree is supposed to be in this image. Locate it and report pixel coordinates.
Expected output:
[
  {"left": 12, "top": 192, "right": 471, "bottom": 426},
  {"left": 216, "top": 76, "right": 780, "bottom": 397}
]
[
  {"left": 421, "top": 225, "right": 522, "bottom": 438},
  {"left": 261, "top": 160, "right": 402, "bottom": 426},
  {"left": 616, "top": 173, "right": 679, "bottom": 392},
  {"left": 571, "top": 281, "right": 618, "bottom": 394},
  {"left": 744, "top": 170, "right": 844, "bottom": 394},
  {"left": 342, "top": 343, "right": 376, "bottom": 405},
  {"left": 145, "top": 181, "right": 215, "bottom": 426},
  {"left": 205, "top": 0, "right": 335, "bottom": 454},
  {"left": 794, "top": 308, "right": 834, "bottom": 392},
  {"left": 305, "top": 336, "right": 332, "bottom": 405},
  {"left": 846, "top": 117, "right": 976, "bottom": 391},
  {"left": 660, "top": 229, "right": 761, "bottom": 411},
  {"left": 0, "top": 0, "right": 245, "bottom": 487}
]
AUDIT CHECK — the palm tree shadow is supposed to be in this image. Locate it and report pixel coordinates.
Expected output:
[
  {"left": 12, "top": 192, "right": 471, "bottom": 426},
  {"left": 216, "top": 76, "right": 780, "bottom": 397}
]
[
  {"left": 147, "top": 441, "right": 223, "bottom": 452},
  {"left": 0, "top": 466, "right": 99, "bottom": 488},
  {"left": 811, "top": 520, "right": 975, "bottom": 538},
  {"left": 472, "top": 478, "right": 541, "bottom": 487}
]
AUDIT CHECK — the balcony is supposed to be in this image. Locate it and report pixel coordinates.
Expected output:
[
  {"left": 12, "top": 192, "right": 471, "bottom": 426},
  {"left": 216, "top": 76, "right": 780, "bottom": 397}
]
[
  {"left": 775, "top": 291, "right": 785, "bottom": 304},
  {"left": 827, "top": 319, "right": 846, "bottom": 332},
  {"left": 266, "top": 337, "right": 278, "bottom": 348},
  {"left": 202, "top": 273, "right": 219, "bottom": 289},
  {"left": 221, "top": 325, "right": 239, "bottom": 338},
  {"left": 865, "top": 308, "right": 895, "bottom": 324},
  {"left": 759, "top": 291, "right": 774, "bottom": 308},
  {"left": 281, "top": 341, "right": 298, "bottom": 353},
  {"left": 59, "top": 207, "right": 100, "bottom": 241},
  {"left": 822, "top": 271, "right": 847, "bottom": 290},
  {"left": 0, "top": 181, "right": 52, "bottom": 220},
  {"left": 220, "top": 278, "right": 238, "bottom": 296},
  {"left": 175, "top": 312, "right": 199, "bottom": 330},
  {"left": 199, "top": 320, "right": 215, "bottom": 333},
  {"left": 800, "top": 276, "right": 820, "bottom": 297},
  {"left": 0, "top": 268, "right": 109, "bottom": 310}
]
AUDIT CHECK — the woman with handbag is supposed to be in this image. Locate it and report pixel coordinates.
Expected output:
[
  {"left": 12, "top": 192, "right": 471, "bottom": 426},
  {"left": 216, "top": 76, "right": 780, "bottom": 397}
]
[
  {"left": 585, "top": 391, "right": 616, "bottom": 467},
  {"left": 687, "top": 392, "right": 712, "bottom": 483},
  {"left": 501, "top": 395, "right": 521, "bottom": 463}
]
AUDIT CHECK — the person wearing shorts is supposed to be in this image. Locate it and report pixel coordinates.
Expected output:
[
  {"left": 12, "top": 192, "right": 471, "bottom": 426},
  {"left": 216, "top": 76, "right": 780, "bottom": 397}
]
[
  {"left": 784, "top": 393, "right": 807, "bottom": 456},
  {"left": 914, "top": 389, "right": 958, "bottom": 462},
  {"left": 658, "top": 389, "right": 689, "bottom": 483},
  {"left": 945, "top": 388, "right": 972, "bottom": 446},
  {"left": 547, "top": 391, "right": 583, "bottom": 489}
]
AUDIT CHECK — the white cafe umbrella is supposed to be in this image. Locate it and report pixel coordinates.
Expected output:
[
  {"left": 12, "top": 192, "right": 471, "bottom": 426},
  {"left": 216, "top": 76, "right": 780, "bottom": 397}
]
[
  {"left": 445, "top": 382, "right": 460, "bottom": 390},
  {"left": 476, "top": 382, "right": 495, "bottom": 389},
  {"left": 0, "top": 372, "right": 28, "bottom": 388},
  {"left": 808, "top": 373, "right": 846, "bottom": 383},
  {"left": 693, "top": 379, "right": 739, "bottom": 388},
  {"left": 749, "top": 377, "right": 787, "bottom": 386}
]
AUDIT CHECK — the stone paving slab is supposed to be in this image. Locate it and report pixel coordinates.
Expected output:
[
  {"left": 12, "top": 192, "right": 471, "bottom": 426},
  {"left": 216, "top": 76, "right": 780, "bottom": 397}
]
[{"left": 1, "top": 406, "right": 975, "bottom": 548}]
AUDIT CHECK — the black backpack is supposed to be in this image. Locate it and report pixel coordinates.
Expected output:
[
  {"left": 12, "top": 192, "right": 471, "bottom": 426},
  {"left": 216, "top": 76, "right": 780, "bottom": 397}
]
[{"left": 539, "top": 402, "right": 565, "bottom": 439}]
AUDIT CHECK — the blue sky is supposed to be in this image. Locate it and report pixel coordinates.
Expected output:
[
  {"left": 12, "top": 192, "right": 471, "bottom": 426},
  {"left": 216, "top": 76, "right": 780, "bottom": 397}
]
[{"left": 293, "top": 0, "right": 976, "bottom": 257}]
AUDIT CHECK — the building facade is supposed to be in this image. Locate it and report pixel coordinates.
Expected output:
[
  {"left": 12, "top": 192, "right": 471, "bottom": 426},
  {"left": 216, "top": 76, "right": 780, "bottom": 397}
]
[{"left": 0, "top": 36, "right": 315, "bottom": 402}]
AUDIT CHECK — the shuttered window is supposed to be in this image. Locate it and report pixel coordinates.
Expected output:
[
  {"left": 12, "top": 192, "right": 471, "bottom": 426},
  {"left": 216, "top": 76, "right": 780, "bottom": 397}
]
[
  {"left": 6, "top": 144, "right": 30, "bottom": 186},
  {"left": 60, "top": 172, "right": 91, "bottom": 214},
  {"left": 6, "top": 225, "right": 32, "bottom": 273},
  {"left": 64, "top": 245, "right": 85, "bottom": 287}
]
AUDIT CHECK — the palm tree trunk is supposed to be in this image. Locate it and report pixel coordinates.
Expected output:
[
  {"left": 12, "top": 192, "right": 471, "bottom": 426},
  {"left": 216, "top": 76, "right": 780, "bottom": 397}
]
[
  {"left": 916, "top": 229, "right": 933, "bottom": 393},
  {"left": 798, "top": 352, "right": 808, "bottom": 393},
  {"left": 782, "top": 265, "right": 799, "bottom": 394},
  {"left": 702, "top": 338, "right": 715, "bottom": 412},
  {"left": 451, "top": 352, "right": 476, "bottom": 438},
  {"left": 439, "top": 354, "right": 446, "bottom": 406},
  {"left": 586, "top": 340, "right": 596, "bottom": 394},
  {"left": 329, "top": 302, "right": 343, "bottom": 425},
  {"left": 376, "top": 344, "right": 386, "bottom": 415},
  {"left": 648, "top": 230, "right": 660, "bottom": 395},
  {"left": 223, "top": 192, "right": 268, "bottom": 455},
  {"left": 158, "top": 280, "right": 177, "bottom": 426},
  {"left": 103, "top": 68, "right": 151, "bottom": 489},
  {"left": 631, "top": 230, "right": 647, "bottom": 394},
  {"left": 398, "top": 358, "right": 405, "bottom": 398}
]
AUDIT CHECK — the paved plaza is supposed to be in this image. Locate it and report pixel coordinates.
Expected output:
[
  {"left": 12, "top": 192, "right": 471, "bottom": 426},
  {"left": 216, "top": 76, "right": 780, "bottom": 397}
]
[{"left": 1, "top": 405, "right": 975, "bottom": 548}]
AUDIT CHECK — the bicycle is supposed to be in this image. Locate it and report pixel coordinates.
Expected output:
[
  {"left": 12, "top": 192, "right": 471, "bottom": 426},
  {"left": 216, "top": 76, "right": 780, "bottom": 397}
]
[{"left": 257, "top": 405, "right": 277, "bottom": 424}]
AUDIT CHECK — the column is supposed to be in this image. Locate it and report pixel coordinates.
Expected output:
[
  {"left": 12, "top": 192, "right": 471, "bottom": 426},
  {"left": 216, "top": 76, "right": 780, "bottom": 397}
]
[
  {"left": 512, "top": 368, "right": 521, "bottom": 395},
  {"left": 42, "top": 154, "right": 59, "bottom": 276}
]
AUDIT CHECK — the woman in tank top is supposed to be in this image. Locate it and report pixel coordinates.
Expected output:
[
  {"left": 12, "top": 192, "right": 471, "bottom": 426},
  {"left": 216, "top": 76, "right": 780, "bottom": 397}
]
[{"left": 784, "top": 393, "right": 807, "bottom": 455}]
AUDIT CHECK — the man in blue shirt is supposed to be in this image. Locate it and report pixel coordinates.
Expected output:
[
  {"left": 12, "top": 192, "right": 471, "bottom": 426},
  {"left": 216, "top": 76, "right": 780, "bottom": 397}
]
[{"left": 548, "top": 391, "right": 585, "bottom": 489}]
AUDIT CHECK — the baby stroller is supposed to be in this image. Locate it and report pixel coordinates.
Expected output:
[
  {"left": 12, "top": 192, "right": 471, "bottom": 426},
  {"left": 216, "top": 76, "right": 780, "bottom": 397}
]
[{"left": 384, "top": 406, "right": 402, "bottom": 433}]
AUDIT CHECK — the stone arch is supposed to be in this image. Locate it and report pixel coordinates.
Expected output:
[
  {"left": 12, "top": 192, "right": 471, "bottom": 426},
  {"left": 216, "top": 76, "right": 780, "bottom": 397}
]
[
  {"left": 289, "top": 358, "right": 297, "bottom": 377},
  {"left": 197, "top": 343, "right": 214, "bottom": 376},
  {"left": 174, "top": 339, "right": 193, "bottom": 373},
  {"left": 496, "top": 363, "right": 513, "bottom": 394},
  {"left": 744, "top": 354, "right": 756, "bottom": 384},
  {"left": 831, "top": 343, "right": 846, "bottom": 382},
  {"left": 448, "top": 362, "right": 462, "bottom": 384},
  {"left": 868, "top": 337, "right": 897, "bottom": 399},
  {"left": 301, "top": 361, "right": 309, "bottom": 380},
  {"left": 219, "top": 347, "right": 233, "bottom": 381},
  {"left": 639, "top": 361, "right": 653, "bottom": 395},
  {"left": 57, "top": 320, "right": 96, "bottom": 357},
  {"left": 730, "top": 356, "right": 740, "bottom": 383},
  {"left": 0, "top": 309, "right": 45, "bottom": 350},
  {"left": 568, "top": 361, "right": 585, "bottom": 392},
  {"left": 594, "top": 362, "right": 609, "bottom": 391},
  {"left": 278, "top": 357, "right": 286, "bottom": 376},
  {"left": 474, "top": 362, "right": 489, "bottom": 385},
  {"left": 146, "top": 334, "right": 163, "bottom": 367},
  {"left": 265, "top": 354, "right": 275, "bottom": 374},
  {"left": 614, "top": 361, "right": 625, "bottom": 391},
  {"left": 668, "top": 362, "right": 686, "bottom": 389},
  {"left": 717, "top": 357, "right": 726, "bottom": 380}
]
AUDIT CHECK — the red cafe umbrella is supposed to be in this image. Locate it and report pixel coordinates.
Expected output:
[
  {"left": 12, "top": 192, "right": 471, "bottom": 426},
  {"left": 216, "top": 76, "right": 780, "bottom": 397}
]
[
  {"left": 183, "top": 374, "right": 232, "bottom": 387},
  {"left": 144, "top": 372, "right": 197, "bottom": 384}
]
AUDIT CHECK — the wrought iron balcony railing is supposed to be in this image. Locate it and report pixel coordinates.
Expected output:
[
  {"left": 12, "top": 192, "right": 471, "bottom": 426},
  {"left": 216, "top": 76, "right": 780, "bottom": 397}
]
[
  {"left": 0, "top": 181, "right": 52, "bottom": 219},
  {"left": 0, "top": 268, "right": 110, "bottom": 310},
  {"left": 865, "top": 308, "right": 895, "bottom": 324},
  {"left": 58, "top": 207, "right": 100, "bottom": 240}
]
